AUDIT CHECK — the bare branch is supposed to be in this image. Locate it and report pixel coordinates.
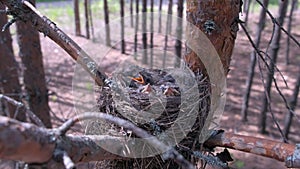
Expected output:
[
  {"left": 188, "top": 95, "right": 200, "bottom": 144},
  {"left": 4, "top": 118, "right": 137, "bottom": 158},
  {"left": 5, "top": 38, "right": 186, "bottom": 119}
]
[
  {"left": 0, "top": 115, "right": 123, "bottom": 163},
  {"left": 255, "top": 0, "right": 300, "bottom": 48},
  {"left": 56, "top": 112, "right": 196, "bottom": 169},
  {"left": 286, "top": 144, "right": 300, "bottom": 168},
  {"left": 0, "top": 109, "right": 195, "bottom": 169},
  {"left": 204, "top": 131, "right": 295, "bottom": 162},
  {"left": 0, "top": 0, "right": 108, "bottom": 87},
  {"left": 0, "top": 94, "right": 45, "bottom": 127},
  {"left": 0, "top": 114, "right": 298, "bottom": 168}
]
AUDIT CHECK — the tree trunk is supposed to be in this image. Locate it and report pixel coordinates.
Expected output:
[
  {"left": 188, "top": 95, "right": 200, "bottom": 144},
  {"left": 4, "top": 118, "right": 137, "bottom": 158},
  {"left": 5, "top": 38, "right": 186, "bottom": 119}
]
[
  {"left": 285, "top": 0, "right": 297, "bottom": 65},
  {"left": 283, "top": 68, "right": 300, "bottom": 139},
  {"left": 120, "top": 0, "right": 125, "bottom": 54},
  {"left": 158, "top": 0, "right": 163, "bottom": 33},
  {"left": 130, "top": 0, "right": 134, "bottom": 27},
  {"left": 150, "top": 0, "right": 154, "bottom": 68},
  {"left": 88, "top": 0, "right": 94, "bottom": 38},
  {"left": 244, "top": 0, "right": 252, "bottom": 26},
  {"left": 142, "top": 0, "right": 148, "bottom": 64},
  {"left": 174, "top": 0, "right": 184, "bottom": 67},
  {"left": 15, "top": 0, "right": 52, "bottom": 128},
  {"left": 184, "top": 0, "right": 240, "bottom": 167},
  {"left": 73, "top": 0, "right": 81, "bottom": 36},
  {"left": 104, "top": 0, "right": 111, "bottom": 46},
  {"left": 241, "top": 0, "right": 269, "bottom": 122},
  {"left": 134, "top": 0, "right": 139, "bottom": 56},
  {"left": 167, "top": 0, "right": 173, "bottom": 35},
  {"left": 185, "top": 0, "right": 240, "bottom": 76},
  {"left": 162, "top": 0, "right": 173, "bottom": 68},
  {"left": 259, "top": 0, "right": 289, "bottom": 134},
  {"left": 84, "top": 0, "right": 90, "bottom": 39},
  {"left": 0, "top": 4, "right": 26, "bottom": 121}
]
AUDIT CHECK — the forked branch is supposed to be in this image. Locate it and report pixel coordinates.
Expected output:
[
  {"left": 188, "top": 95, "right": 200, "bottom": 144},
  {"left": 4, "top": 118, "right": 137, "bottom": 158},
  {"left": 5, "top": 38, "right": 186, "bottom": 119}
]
[{"left": 0, "top": 0, "right": 107, "bottom": 86}]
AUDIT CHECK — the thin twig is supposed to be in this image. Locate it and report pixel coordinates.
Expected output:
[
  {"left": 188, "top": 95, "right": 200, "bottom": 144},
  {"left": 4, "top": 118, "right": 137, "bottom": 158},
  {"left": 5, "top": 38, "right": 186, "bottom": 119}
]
[
  {"left": 239, "top": 22, "right": 288, "bottom": 142},
  {"left": 0, "top": 94, "right": 45, "bottom": 127},
  {"left": 259, "top": 50, "right": 288, "bottom": 87},
  {"left": 255, "top": 0, "right": 300, "bottom": 48},
  {"left": 57, "top": 112, "right": 195, "bottom": 169},
  {"left": 11, "top": 0, "right": 108, "bottom": 86},
  {"left": 273, "top": 77, "right": 300, "bottom": 123}
]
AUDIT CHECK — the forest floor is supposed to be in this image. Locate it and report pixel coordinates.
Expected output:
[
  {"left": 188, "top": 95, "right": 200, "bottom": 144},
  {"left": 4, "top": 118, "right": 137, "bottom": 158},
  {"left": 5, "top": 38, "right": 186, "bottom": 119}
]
[{"left": 11, "top": 4, "right": 300, "bottom": 169}]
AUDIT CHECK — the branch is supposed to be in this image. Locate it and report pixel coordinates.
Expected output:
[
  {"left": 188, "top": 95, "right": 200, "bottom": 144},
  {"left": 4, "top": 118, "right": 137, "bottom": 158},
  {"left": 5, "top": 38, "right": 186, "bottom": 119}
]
[
  {"left": 0, "top": 0, "right": 108, "bottom": 86},
  {"left": 0, "top": 112, "right": 195, "bottom": 169},
  {"left": 204, "top": 131, "right": 299, "bottom": 167},
  {"left": 56, "top": 112, "right": 196, "bottom": 169},
  {"left": 0, "top": 115, "right": 124, "bottom": 163},
  {"left": 255, "top": 0, "right": 300, "bottom": 48},
  {"left": 0, "top": 94, "right": 45, "bottom": 127},
  {"left": 1, "top": 114, "right": 299, "bottom": 168}
]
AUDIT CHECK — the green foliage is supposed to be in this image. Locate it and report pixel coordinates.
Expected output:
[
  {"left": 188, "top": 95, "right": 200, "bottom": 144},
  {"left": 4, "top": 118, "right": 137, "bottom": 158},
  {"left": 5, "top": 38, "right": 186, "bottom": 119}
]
[
  {"left": 36, "top": 0, "right": 63, "bottom": 2},
  {"left": 269, "top": 0, "right": 279, "bottom": 5},
  {"left": 234, "top": 160, "right": 245, "bottom": 168},
  {"left": 40, "top": 6, "right": 73, "bottom": 22}
]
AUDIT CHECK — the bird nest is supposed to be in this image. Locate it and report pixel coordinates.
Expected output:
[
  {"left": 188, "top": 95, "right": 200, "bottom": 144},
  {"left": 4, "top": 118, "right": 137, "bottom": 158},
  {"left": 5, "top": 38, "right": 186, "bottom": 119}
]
[{"left": 85, "top": 65, "right": 211, "bottom": 166}]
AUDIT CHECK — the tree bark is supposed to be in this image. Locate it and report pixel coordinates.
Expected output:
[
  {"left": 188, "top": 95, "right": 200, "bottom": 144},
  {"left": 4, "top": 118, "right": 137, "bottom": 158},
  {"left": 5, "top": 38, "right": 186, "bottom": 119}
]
[
  {"left": 158, "top": 0, "right": 163, "bottom": 33},
  {"left": 0, "top": 4, "right": 26, "bottom": 121},
  {"left": 0, "top": 115, "right": 296, "bottom": 167},
  {"left": 16, "top": 0, "right": 52, "bottom": 128},
  {"left": 150, "top": 0, "right": 154, "bottom": 68},
  {"left": 244, "top": 0, "right": 252, "bottom": 26},
  {"left": 162, "top": 0, "right": 173, "bottom": 68},
  {"left": 120, "top": 0, "right": 125, "bottom": 54},
  {"left": 142, "top": 0, "right": 148, "bottom": 64},
  {"left": 84, "top": 0, "right": 90, "bottom": 39},
  {"left": 241, "top": 0, "right": 269, "bottom": 122},
  {"left": 73, "top": 0, "right": 81, "bottom": 36},
  {"left": 130, "top": 0, "right": 134, "bottom": 27},
  {"left": 259, "top": 0, "right": 289, "bottom": 134},
  {"left": 283, "top": 68, "right": 300, "bottom": 139},
  {"left": 285, "top": 0, "right": 297, "bottom": 65},
  {"left": 167, "top": 0, "right": 173, "bottom": 35},
  {"left": 104, "top": 0, "right": 111, "bottom": 46},
  {"left": 134, "top": 0, "right": 139, "bottom": 56},
  {"left": 185, "top": 0, "right": 240, "bottom": 76},
  {"left": 174, "top": 0, "right": 184, "bottom": 67},
  {"left": 88, "top": 0, "right": 94, "bottom": 38}
]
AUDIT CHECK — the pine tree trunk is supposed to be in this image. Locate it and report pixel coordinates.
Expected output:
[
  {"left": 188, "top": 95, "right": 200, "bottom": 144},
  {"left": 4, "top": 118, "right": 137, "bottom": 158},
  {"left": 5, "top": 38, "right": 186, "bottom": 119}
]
[
  {"left": 142, "top": 0, "right": 148, "bottom": 64},
  {"left": 285, "top": 0, "right": 297, "bottom": 65},
  {"left": 174, "top": 0, "right": 184, "bottom": 67},
  {"left": 130, "top": 0, "right": 134, "bottom": 27},
  {"left": 244, "top": 0, "right": 252, "bottom": 26},
  {"left": 0, "top": 3, "right": 26, "bottom": 121},
  {"left": 185, "top": 0, "right": 240, "bottom": 75},
  {"left": 120, "top": 0, "right": 125, "bottom": 54},
  {"left": 167, "top": 0, "right": 173, "bottom": 35},
  {"left": 88, "top": 0, "right": 94, "bottom": 39},
  {"left": 283, "top": 68, "right": 300, "bottom": 139},
  {"left": 104, "top": 0, "right": 111, "bottom": 46},
  {"left": 184, "top": 0, "right": 240, "bottom": 165},
  {"left": 15, "top": 0, "right": 52, "bottom": 128},
  {"left": 73, "top": 0, "right": 81, "bottom": 36},
  {"left": 150, "top": 0, "right": 154, "bottom": 68},
  {"left": 158, "top": 0, "right": 163, "bottom": 33},
  {"left": 84, "top": 0, "right": 90, "bottom": 39},
  {"left": 134, "top": 0, "right": 139, "bottom": 57},
  {"left": 241, "top": 0, "right": 269, "bottom": 122},
  {"left": 162, "top": 0, "right": 173, "bottom": 68},
  {"left": 259, "top": 0, "right": 289, "bottom": 134}
]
